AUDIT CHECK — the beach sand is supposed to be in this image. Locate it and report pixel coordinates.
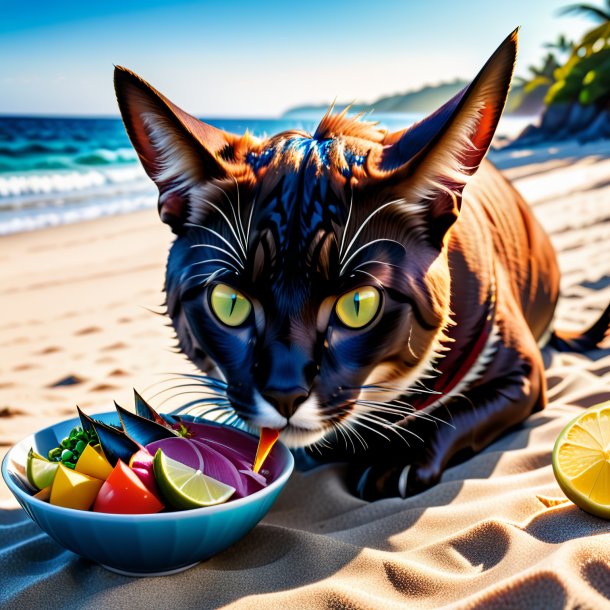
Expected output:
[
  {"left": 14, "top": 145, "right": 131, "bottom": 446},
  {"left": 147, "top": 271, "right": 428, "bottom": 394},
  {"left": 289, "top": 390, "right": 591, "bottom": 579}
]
[{"left": 2, "top": 140, "right": 610, "bottom": 607}]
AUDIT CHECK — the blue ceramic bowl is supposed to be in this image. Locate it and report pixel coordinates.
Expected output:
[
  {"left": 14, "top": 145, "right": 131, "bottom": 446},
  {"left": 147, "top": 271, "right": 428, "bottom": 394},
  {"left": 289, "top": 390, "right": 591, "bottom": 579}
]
[{"left": 1, "top": 411, "right": 294, "bottom": 576}]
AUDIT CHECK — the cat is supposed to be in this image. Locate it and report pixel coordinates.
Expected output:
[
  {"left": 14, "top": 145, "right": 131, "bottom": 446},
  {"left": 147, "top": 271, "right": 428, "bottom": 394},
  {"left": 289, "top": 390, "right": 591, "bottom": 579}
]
[{"left": 114, "top": 30, "right": 610, "bottom": 500}]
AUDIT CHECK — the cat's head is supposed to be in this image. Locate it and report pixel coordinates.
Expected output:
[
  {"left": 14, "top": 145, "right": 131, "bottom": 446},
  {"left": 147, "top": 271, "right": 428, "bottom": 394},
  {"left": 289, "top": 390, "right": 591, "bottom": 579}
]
[{"left": 114, "top": 31, "right": 517, "bottom": 447}]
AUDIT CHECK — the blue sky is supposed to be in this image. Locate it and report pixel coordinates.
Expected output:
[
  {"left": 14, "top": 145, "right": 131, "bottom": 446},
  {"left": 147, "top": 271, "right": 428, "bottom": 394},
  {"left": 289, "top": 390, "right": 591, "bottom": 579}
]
[{"left": 0, "top": 0, "right": 596, "bottom": 116}]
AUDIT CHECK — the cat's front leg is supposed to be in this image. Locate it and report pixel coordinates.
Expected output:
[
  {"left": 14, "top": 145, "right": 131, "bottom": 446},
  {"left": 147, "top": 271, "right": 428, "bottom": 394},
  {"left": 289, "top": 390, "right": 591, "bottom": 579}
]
[{"left": 347, "top": 342, "right": 545, "bottom": 500}]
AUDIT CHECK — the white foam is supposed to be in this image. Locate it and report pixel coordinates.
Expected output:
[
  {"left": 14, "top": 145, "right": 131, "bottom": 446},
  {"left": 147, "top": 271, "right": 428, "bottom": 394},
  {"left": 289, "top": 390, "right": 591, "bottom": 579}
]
[
  {"left": 0, "top": 166, "right": 148, "bottom": 200},
  {"left": 0, "top": 193, "right": 158, "bottom": 236}
]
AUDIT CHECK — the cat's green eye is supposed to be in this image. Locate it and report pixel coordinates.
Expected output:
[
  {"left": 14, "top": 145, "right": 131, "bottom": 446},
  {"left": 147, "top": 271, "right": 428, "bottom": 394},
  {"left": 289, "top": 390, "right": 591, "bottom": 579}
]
[
  {"left": 335, "top": 286, "right": 381, "bottom": 329},
  {"left": 210, "top": 284, "right": 252, "bottom": 327}
]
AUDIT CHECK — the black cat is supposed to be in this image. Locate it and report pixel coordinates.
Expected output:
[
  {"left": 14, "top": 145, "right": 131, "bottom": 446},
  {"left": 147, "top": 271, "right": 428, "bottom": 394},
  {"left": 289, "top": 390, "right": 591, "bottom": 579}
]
[{"left": 115, "top": 30, "right": 610, "bottom": 500}]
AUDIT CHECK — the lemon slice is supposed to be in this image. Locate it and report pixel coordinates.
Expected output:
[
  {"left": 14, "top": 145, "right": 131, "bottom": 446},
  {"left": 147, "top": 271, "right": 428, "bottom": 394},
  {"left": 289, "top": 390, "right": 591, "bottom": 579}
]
[
  {"left": 553, "top": 402, "right": 610, "bottom": 519},
  {"left": 26, "top": 448, "right": 59, "bottom": 490},
  {"left": 152, "top": 449, "right": 235, "bottom": 509}
]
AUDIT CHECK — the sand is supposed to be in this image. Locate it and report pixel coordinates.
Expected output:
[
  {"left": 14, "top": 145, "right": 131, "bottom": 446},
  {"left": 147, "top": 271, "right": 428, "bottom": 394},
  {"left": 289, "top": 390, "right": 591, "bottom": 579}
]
[{"left": 2, "top": 140, "right": 610, "bottom": 608}]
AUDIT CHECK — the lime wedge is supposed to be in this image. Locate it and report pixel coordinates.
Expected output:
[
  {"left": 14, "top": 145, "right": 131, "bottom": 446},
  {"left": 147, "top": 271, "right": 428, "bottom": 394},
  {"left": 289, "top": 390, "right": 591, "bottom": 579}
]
[
  {"left": 553, "top": 401, "right": 610, "bottom": 519},
  {"left": 26, "top": 448, "right": 59, "bottom": 490},
  {"left": 152, "top": 449, "right": 235, "bottom": 509}
]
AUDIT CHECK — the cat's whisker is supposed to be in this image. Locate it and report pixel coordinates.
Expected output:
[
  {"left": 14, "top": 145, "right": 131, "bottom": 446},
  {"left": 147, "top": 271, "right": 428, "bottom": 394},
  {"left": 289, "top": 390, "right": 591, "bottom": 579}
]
[
  {"left": 231, "top": 175, "right": 248, "bottom": 248},
  {"left": 143, "top": 373, "right": 228, "bottom": 392},
  {"left": 189, "top": 258, "right": 241, "bottom": 273},
  {"left": 198, "top": 195, "right": 247, "bottom": 259},
  {"left": 356, "top": 398, "right": 455, "bottom": 429},
  {"left": 345, "top": 411, "right": 392, "bottom": 444},
  {"left": 245, "top": 196, "right": 256, "bottom": 248},
  {"left": 341, "top": 383, "right": 441, "bottom": 396},
  {"left": 331, "top": 420, "right": 351, "bottom": 453},
  {"left": 355, "top": 400, "right": 438, "bottom": 429},
  {"left": 334, "top": 419, "right": 357, "bottom": 453},
  {"left": 170, "top": 402, "right": 233, "bottom": 418},
  {"left": 351, "top": 406, "right": 425, "bottom": 444},
  {"left": 340, "top": 238, "right": 407, "bottom": 276},
  {"left": 191, "top": 243, "right": 245, "bottom": 268},
  {"left": 189, "top": 268, "right": 232, "bottom": 286},
  {"left": 207, "top": 181, "right": 248, "bottom": 253},
  {"left": 354, "top": 269, "right": 384, "bottom": 286},
  {"left": 339, "top": 198, "right": 404, "bottom": 264},
  {"left": 185, "top": 224, "right": 243, "bottom": 260},
  {"left": 170, "top": 372, "right": 228, "bottom": 388},
  {"left": 338, "top": 187, "right": 354, "bottom": 260},
  {"left": 352, "top": 260, "right": 401, "bottom": 271},
  {"left": 348, "top": 410, "right": 412, "bottom": 446},
  {"left": 144, "top": 381, "right": 226, "bottom": 405},
  {"left": 158, "top": 391, "right": 228, "bottom": 407},
  {"left": 339, "top": 418, "right": 369, "bottom": 452}
]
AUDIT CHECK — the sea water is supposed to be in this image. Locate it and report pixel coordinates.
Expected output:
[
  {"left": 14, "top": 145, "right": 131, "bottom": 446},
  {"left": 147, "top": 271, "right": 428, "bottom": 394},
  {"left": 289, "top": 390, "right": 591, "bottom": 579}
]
[{"left": 0, "top": 114, "right": 533, "bottom": 236}]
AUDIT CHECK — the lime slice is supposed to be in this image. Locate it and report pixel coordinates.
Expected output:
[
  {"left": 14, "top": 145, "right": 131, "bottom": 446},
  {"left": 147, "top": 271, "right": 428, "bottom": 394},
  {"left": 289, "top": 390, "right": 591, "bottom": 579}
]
[
  {"left": 26, "top": 448, "right": 59, "bottom": 490},
  {"left": 553, "top": 402, "right": 610, "bottom": 519},
  {"left": 152, "top": 449, "right": 235, "bottom": 509}
]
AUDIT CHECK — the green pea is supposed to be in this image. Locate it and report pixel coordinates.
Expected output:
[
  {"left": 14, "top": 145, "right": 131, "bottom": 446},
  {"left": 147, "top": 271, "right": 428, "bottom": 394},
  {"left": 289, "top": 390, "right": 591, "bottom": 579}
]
[
  {"left": 61, "top": 449, "right": 74, "bottom": 461},
  {"left": 65, "top": 462, "right": 75, "bottom": 469},
  {"left": 75, "top": 440, "right": 86, "bottom": 454}
]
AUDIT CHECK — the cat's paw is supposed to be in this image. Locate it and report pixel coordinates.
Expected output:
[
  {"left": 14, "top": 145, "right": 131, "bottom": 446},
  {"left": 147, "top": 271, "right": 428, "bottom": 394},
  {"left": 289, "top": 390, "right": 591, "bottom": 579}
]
[{"left": 347, "top": 460, "right": 443, "bottom": 500}]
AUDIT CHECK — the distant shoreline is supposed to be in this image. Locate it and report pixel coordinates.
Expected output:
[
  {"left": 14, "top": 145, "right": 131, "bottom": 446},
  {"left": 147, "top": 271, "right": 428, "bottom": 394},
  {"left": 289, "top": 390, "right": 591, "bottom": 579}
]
[{"left": 0, "top": 114, "right": 538, "bottom": 236}]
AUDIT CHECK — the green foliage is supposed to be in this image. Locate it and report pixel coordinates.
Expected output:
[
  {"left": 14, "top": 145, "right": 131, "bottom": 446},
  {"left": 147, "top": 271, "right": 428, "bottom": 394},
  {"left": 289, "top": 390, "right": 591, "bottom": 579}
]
[{"left": 546, "top": 39, "right": 610, "bottom": 106}]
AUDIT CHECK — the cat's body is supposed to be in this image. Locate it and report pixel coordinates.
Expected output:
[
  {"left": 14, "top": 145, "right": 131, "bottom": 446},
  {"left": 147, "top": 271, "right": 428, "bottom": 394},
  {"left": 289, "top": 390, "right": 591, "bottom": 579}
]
[{"left": 115, "top": 31, "right": 610, "bottom": 500}]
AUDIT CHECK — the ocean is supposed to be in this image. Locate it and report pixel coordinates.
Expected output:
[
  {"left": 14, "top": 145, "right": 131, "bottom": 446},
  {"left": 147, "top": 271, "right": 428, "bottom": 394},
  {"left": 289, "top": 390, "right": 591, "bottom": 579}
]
[{"left": 0, "top": 114, "right": 533, "bottom": 236}]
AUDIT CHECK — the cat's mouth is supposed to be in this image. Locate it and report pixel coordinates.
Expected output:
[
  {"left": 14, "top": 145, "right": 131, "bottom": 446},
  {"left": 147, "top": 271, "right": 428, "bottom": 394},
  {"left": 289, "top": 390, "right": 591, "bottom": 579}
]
[
  {"left": 245, "top": 391, "right": 332, "bottom": 448},
  {"left": 279, "top": 422, "right": 330, "bottom": 448}
]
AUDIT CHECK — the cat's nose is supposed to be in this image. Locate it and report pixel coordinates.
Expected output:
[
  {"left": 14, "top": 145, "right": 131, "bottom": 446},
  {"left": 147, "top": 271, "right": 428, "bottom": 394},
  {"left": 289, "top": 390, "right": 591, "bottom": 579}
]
[{"left": 262, "top": 387, "right": 309, "bottom": 420}]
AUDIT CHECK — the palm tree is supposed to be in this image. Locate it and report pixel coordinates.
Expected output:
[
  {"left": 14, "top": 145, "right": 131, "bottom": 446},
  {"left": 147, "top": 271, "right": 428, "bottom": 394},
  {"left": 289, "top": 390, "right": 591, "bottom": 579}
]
[
  {"left": 559, "top": 1, "right": 610, "bottom": 22},
  {"left": 544, "top": 34, "right": 574, "bottom": 54}
]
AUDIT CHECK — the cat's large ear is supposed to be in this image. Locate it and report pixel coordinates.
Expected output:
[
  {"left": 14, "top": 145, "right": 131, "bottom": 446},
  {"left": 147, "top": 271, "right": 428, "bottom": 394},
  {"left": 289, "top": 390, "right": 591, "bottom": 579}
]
[
  {"left": 114, "top": 67, "right": 234, "bottom": 232},
  {"left": 368, "top": 29, "right": 518, "bottom": 245}
]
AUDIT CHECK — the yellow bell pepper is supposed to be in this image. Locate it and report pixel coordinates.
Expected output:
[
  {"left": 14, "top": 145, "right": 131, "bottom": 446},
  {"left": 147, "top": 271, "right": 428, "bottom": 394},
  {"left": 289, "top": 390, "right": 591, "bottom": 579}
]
[{"left": 50, "top": 464, "right": 103, "bottom": 510}]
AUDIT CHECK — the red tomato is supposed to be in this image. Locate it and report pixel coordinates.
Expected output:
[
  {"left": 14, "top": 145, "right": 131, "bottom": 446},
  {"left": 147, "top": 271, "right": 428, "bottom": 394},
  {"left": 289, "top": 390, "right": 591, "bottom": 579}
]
[{"left": 93, "top": 459, "right": 164, "bottom": 514}]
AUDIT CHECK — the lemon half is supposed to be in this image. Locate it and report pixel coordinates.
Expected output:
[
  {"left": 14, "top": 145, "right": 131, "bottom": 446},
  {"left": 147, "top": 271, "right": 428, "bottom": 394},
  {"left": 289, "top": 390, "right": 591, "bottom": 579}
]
[{"left": 552, "top": 402, "right": 610, "bottom": 519}]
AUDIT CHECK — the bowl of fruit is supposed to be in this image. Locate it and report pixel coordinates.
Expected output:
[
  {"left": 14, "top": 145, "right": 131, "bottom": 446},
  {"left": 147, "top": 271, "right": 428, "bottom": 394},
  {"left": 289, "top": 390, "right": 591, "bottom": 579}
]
[{"left": 1, "top": 391, "right": 293, "bottom": 576}]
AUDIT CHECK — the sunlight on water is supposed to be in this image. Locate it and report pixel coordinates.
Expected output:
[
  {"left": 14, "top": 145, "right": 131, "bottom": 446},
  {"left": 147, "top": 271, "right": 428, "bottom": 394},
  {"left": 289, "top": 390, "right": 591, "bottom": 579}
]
[{"left": 0, "top": 114, "right": 535, "bottom": 235}]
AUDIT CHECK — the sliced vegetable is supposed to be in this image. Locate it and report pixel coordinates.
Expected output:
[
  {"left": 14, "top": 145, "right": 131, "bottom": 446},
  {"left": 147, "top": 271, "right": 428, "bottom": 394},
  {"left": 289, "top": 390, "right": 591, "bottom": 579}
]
[
  {"left": 134, "top": 389, "right": 176, "bottom": 427},
  {"left": 153, "top": 449, "right": 235, "bottom": 509},
  {"left": 128, "top": 449, "right": 160, "bottom": 495},
  {"left": 34, "top": 486, "right": 52, "bottom": 502},
  {"left": 190, "top": 438, "right": 265, "bottom": 497},
  {"left": 50, "top": 464, "right": 103, "bottom": 511},
  {"left": 27, "top": 449, "right": 59, "bottom": 490},
  {"left": 93, "top": 460, "right": 164, "bottom": 514},
  {"left": 87, "top": 417, "right": 141, "bottom": 466},
  {"left": 116, "top": 401, "right": 177, "bottom": 445},
  {"left": 74, "top": 443, "right": 113, "bottom": 480},
  {"left": 253, "top": 428, "right": 280, "bottom": 473}
]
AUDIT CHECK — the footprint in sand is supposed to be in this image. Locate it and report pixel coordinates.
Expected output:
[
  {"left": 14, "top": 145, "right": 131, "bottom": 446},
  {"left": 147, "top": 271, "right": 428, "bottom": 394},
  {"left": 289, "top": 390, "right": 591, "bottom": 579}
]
[
  {"left": 74, "top": 326, "right": 101, "bottom": 336},
  {"left": 36, "top": 346, "right": 62, "bottom": 356},
  {"left": 48, "top": 374, "right": 85, "bottom": 388},
  {"left": 117, "top": 317, "right": 132, "bottom": 324},
  {"left": 0, "top": 406, "right": 25, "bottom": 417},
  {"left": 12, "top": 363, "right": 39, "bottom": 372},
  {"left": 0, "top": 382, "right": 15, "bottom": 390},
  {"left": 101, "top": 342, "right": 128, "bottom": 351},
  {"left": 95, "top": 357, "right": 115, "bottom": 364},
  {"left": 90, "top": 383, "right": 119, "bottom": 392},
  {"left": 108, "top": 368, "right": 129, "bottom": 377}
]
